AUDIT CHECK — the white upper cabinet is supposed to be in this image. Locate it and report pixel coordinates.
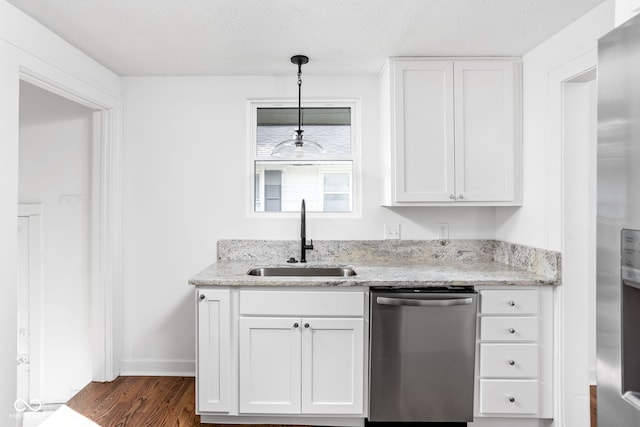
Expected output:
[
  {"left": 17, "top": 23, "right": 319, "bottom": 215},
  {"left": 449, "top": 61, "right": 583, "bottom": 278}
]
[
  {"left": 391, "top": 60, "right": 455, "bottom": 202},
  {"left": 454, "top": 60, "right": 516, "bottom": 202},
  {"left": 381, "top": 57, "right": 522, "bottom": 206}
]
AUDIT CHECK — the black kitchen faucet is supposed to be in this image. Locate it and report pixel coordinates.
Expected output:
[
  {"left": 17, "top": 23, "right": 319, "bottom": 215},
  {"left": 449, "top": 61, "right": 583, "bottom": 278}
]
[{"left": 300, "top": 199, "right": 313, "bottom": 262}]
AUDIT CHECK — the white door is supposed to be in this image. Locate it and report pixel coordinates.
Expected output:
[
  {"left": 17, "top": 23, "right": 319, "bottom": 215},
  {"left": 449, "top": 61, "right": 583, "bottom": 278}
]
[
  {"left": 393, "top": 60, "right": 455, "bottom": 202},
  {"left": 301, "top": 318, "right": 364, "bottom": 414},
  {"left": 239, "top": 317, "right": 302, "bottom": 414},
  {"left": 197, "top": 289, "right": 230, "bottom": 413},
  {"left": 453, "top": 60, "right": 516, "bottom": 202},
  {"left": 16, "top": 206, "right": 43, "bottom": 408},
  {"left": 17, "top": 217, "right": 31, "bottom": 403}
]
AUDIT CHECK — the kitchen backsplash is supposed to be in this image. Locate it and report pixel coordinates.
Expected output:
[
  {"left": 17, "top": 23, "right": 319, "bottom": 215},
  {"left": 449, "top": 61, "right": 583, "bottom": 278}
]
[{"left": 217, "top": 239, "right": 561, "bottom": 280}]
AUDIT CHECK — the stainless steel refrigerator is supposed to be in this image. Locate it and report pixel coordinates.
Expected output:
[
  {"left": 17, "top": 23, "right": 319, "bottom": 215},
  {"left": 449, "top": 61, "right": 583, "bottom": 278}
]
[{"left": 597, "top": 12, "right": 640, "bottom": 426}]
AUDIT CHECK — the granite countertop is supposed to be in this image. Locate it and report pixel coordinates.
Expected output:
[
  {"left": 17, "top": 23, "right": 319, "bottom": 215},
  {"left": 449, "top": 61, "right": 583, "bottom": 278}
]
[{"left": 188, "top": 260, "right": 558, "bottom": 288}]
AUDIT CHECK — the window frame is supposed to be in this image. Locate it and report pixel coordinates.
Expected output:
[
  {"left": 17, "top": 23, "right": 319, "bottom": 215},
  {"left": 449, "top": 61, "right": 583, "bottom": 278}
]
[{"left": 247, "top": 99, "right": 361, "bottom": 218}]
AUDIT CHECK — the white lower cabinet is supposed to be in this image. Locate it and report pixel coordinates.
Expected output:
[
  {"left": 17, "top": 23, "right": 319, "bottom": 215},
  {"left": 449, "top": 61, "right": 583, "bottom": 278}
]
[
  {"left": 197, "top": 287, "right": 367, "bottom": 425},
  {"left": 479, "top": 380, "right": 540, "bottom": 415},
  {"left": 475, "top": 287, "right": 553, "bottom": 420},
  {"left": 239, "top": 317, "right": 302, "bottom": 414},
  {"left": 301, "top": 318, "right": 364, "bottom": 414},
  {"left": 196, "top": 289, "right": 231, "bottom": 413},
  {"left": 239, "top": 316, "right": 364, "bottom": 415},
  {"left": 197, "top": 285, "right": 552, "bottom": 425}
]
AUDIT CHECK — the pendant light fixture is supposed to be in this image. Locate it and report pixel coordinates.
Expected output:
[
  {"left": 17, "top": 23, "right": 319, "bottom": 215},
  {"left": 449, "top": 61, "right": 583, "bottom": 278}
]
[{"left": 271, "top": 55, "right": 324, "bottom": 158}]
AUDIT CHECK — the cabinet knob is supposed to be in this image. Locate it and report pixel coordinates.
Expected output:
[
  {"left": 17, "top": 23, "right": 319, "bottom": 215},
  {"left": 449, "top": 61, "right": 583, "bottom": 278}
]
[
  {"left": 199, "top": 294, "right": 205, "bottom": 300},
  {"left": 508, "top": 397, "right": 516, "bottom": 403},
  {"left": 304, "top": 323, "right": 310, "bottom": 328},
  {"left": 293, "top": 323, "right": 299, "bottom": 328},
  {"left": 449, "top": 194, "right": 455, "bottom": 200},
  {"left": 508, "top": 360, "right": 516, "bottom": 366},
  {"left": 508, "top": 328, "right": 516, "bottom": 334},
  {"left": 508, "top": 300, "right": 515, "bottom": 307},
  {"left": 458, "top": 194, "right": 464, "bottom": 200}
]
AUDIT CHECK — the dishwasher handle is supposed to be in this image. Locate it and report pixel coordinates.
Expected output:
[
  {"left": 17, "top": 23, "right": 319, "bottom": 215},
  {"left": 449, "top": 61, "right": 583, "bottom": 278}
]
[{"left": 376, "top": 296, "right": 473, "bottom": 307}]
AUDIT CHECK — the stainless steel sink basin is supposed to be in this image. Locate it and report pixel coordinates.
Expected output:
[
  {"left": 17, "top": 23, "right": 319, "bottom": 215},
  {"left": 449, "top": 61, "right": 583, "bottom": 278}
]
[{"left": 247, "top": 266, "right": 357, "bottom": 277}]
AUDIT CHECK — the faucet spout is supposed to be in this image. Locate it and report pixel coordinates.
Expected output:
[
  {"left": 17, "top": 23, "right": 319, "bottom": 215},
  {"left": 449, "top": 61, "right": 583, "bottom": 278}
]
[{"left": 300, "top": 199, "right": 313, "bottom": 262}]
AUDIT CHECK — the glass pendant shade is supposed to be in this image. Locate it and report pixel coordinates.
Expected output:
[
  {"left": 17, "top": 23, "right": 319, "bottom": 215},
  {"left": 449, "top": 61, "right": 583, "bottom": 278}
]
[
  {"left": 271, "top": 130, "right": 324, "bottom": 158},
  {"left": 271, "top": 55, "right": 324, "bottom": 158}
]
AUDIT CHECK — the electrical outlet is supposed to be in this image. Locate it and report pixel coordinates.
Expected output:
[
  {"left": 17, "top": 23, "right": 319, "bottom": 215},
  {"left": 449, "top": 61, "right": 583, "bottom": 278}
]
[
  {"left": 437, "top": 223, "right": 449, "bottom": 240},
  {"left": 384, "top": 224, "right": 401, "bottom": 240}
]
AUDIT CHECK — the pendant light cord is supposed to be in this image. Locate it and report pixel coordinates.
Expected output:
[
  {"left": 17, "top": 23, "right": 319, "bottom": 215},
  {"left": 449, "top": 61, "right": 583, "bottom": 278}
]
[{"left": 297, "top": 64, "right": 303, "bottom": 136}]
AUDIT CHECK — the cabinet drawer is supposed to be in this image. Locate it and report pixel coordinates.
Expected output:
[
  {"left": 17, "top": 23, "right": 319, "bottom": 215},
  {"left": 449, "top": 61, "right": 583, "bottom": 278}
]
[
  {"left": 480, "top": 317, "right": 539, "bottom": 341},
  {"left": 480, "top": 343, "right": 539, "bottom": 378},
  {"left": 479, "top": 380, "right": 539, "bottom": 415},
  {"left": 480, "top": 289, "right": 538, "bottom": 314},
  {"left": 240, "top": 290, "right": 365, "bottom": 316}
]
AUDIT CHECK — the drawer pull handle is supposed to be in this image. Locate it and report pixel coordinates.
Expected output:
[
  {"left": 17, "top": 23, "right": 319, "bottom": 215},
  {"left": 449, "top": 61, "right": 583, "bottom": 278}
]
[
  {"left": 293, "top": 323, "right": 299, "bottom": 328},
  {"left": 304, "top": 323, "right": 310, "bottom": 328},
  {"left": 508, "top": 360, "right": 516, "bottom": 366},
  {"left": 508, "top": 328, "right": 516, "bottom": 334},
  {"left": 508, "top": 300, "right": 515, "bottom": 306},
  {"left": 199, "top": 294, "right": 205, "bottom": 300},
  {"left": 508, "top": 397, "right": 516, "bottom": 403}
]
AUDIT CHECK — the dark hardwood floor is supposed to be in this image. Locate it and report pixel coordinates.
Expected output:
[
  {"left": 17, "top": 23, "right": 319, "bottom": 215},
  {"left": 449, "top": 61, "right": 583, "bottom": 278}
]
[
  {"left": 67, "top": 376, "right": 310, "bottom": 427},
  {"left": 67, "top": 376, "right": 599, "bottom": 427}
]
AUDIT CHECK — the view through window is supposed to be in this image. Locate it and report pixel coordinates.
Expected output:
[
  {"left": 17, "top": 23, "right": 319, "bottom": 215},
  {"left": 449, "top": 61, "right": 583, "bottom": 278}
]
[{"left": 253, "top": 106, "right": 354, "bottom": 213}]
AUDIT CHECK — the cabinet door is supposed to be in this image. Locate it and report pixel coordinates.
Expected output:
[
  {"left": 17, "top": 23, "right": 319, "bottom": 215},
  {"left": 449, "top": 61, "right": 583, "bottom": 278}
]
[
  {"left": 301, "top": 318, "right": 364, "bottom": 414},
  {"left": 239, "top": 317, "right": 302, "bottom": 414},
  {"left": 392, "top": 60, "right": 455, "bottom": 202},
  {"left": 454, "top": 60, "right": 516, "bottom": 202},
  {"left": 197, "top": 289, "right": 230, "bottom": 413}
]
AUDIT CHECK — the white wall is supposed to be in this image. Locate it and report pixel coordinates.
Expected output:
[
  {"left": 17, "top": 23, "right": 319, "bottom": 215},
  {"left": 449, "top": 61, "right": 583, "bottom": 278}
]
[
  {"left": 19, "top": 81, "right": 94, "bottom": 403},
  {"left": 492, "top": 3, "right": 613, "bottom": 426},
  {"left": 120, "top": 75, "right": 497, "bottom": 373},
  {"left": 495, "top": 0, "right": 615, "bottom": 251},
  {"left": 0, "top": 1, "right": 121, "bottom": 419}
]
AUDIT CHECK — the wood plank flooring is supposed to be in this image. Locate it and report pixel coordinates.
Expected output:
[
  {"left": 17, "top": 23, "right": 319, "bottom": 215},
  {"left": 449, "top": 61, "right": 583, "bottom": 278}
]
[
  {"left": 67, "top": 376, "right": 310, "bottom": 427},
  {"left": 67, "top": 376, "right": 599, "bottom": 427}
]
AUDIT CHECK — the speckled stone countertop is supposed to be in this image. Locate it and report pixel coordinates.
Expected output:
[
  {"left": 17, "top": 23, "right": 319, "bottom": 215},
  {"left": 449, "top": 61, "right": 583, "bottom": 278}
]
[
  {"left": 188, "top": 260, "right": 557, "bottom": 287},
  {"left": 188, "top": 240, "right": 561, "bottom": 288}
]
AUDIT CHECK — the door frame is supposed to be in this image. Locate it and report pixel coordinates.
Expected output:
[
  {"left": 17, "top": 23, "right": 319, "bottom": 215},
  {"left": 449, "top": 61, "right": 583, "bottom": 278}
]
[
  {"left": 549, "top": 46, "right": 598, "bottom": 426},
  {"left": 18, "top": 68, "right": 123, "bottom": 382}
]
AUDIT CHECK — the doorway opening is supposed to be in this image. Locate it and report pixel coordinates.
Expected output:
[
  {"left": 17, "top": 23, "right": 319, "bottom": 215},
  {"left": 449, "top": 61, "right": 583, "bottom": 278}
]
[
  {"left": 16, "top": 81, "right": 96, "bottom": 425},
  {"left": 561, "top": 67, "right": 598, "bottom": 426}
]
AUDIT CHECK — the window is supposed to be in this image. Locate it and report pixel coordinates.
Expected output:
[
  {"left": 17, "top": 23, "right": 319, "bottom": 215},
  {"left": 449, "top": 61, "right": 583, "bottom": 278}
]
[
  {"left": 322, "top": 172, "right": 351, "bottom": 212},
  {"left": 250, "top": 102, "right": 358, "bottom": 214}
]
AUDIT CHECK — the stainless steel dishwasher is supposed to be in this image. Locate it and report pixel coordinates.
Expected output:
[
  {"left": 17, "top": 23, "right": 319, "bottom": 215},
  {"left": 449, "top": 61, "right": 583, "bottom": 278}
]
[{"left": 369, "top": 287, "right": 478, "bottom": 424}]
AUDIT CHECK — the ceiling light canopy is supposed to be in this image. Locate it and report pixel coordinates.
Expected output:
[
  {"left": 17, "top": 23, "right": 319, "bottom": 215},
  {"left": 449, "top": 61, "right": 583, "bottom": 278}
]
[{"left": 271, "top": 55, "right": 324, "bottom": 158}]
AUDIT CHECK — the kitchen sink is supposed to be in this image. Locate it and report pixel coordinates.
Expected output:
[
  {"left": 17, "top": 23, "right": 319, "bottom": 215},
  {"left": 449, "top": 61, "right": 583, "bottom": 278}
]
[{"left": 247, "top": 266, "right": 357, "bottom": 277}]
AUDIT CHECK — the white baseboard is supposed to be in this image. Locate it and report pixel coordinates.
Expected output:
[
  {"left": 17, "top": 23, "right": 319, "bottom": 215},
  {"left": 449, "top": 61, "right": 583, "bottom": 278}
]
[{"left": 119, "top": 359, "right": 195, "bottom": 377}]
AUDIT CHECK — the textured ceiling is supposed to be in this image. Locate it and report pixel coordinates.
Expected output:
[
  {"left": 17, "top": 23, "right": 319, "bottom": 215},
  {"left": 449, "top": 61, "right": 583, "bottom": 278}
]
[{"left": 7, "top": 0, "right": 607, "bottom": 76}]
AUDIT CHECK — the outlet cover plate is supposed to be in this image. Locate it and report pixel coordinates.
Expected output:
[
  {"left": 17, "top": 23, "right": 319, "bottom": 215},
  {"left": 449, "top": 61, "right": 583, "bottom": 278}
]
[
  {"left": 384, "top": 224, "right": 401, "bottom": 240},
  {"left": 437, "top": 223, "right": 449, "bottom": 240}
]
